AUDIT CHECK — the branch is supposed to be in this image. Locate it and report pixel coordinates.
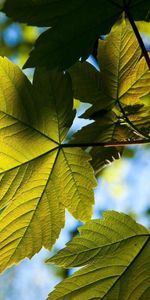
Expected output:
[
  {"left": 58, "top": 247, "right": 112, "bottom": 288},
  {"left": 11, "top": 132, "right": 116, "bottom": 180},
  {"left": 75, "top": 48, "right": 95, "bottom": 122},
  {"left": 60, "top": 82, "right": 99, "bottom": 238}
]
[
  {"left": 61, "top": 139, "right": 150, "bottom": 148},
  {"left": 123, "top": 1, "right": 150, "bottom": 70}
]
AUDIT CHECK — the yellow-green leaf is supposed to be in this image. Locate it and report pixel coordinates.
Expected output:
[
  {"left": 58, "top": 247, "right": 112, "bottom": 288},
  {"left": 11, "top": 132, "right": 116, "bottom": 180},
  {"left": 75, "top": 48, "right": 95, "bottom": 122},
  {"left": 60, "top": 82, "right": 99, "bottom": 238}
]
[
  {"left": 97, "top": 18, "right": 150, "bottom": 137},
  {"left": 70, "top": 19, "right": 150, "bottom": 148},
  {"left": 47, "top": 211, "right": 150, "bottom": 300},
  {"left": 33, "top": 68, "right": 75, "bottom": 143},
  {"left": 0, "top": 57, "right": 96, "bottom": 273},
  {"left": 52, "top": 147, "right": 95, "bottom": 220}
]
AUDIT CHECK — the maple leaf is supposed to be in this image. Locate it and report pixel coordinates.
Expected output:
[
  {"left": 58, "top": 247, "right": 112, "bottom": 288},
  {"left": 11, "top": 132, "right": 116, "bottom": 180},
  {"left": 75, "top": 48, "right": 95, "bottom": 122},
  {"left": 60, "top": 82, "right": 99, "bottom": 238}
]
[
  {"left": 2, "top": 0, "right": 149, "bottom": 69},
  {"left": 0, "top": 58, "right": 96, "bottom": 273},
  {"left": 70, "top": 19, "right": 150, "bottom": 146},
  {"left": 47, "top": 211, "right": 150, "bottom": 300}
]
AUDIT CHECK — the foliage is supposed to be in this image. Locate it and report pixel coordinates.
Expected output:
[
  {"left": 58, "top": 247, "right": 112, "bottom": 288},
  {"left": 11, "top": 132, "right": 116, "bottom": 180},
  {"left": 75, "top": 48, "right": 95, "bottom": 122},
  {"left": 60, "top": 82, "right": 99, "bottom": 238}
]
[
  {"left": 0, "top": 58, "right": 96, "bottom": 272},
  {"left": 47, "top": 211, "right": 150, "bottom": 300},
  {"left": 0, "top": 0, "right": 150, "bottom": 299},
  {"left": 2, "top": 0, "right": 150, "bottom": 69}
]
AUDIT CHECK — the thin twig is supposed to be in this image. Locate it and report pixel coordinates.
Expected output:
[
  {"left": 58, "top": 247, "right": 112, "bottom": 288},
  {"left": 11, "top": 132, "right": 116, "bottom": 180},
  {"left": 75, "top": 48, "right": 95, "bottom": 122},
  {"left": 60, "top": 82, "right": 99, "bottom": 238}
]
[
  {"left": 123, "top": 0, "right": 150, "bottom": 70},
  {"left": 61, "top": 139, "right": 150, "bottom": 148}
]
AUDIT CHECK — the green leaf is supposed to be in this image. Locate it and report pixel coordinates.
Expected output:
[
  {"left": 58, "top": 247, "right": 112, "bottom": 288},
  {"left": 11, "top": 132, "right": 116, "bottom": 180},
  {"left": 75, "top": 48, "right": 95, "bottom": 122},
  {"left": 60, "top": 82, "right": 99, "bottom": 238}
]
[
  {"left": 93, "top": 19, "right": 150, "bottom": 113},
  {"left": 0, "top": 57, "right": 96, "bottom": 273},
  {"left": 70, "top": 19, "right": 150, "bottom": 143},
  {"left": 68, "top": 62, "right": 102, "bottom": 104},
  {"left": 2, "top": 0, "right": 121, "bottom": 69},
  {"left": 32, "top": 68, "right": 76, "bottom": 143},
  {"left": 72, "top": 112, "right": 139, "bottom": 144},
  {"left": 90, "top": 146, "right": 123, "bottom": 174},
  {"left": 47, "top": 211, "right": 150, "bottom": 300},
  {"left": 3, "top": 0, "right": 149, "bottom": 26},
  {"left": 2, "top": 1, "right": 86, "bottom": 27},
  {"left": 2, "top": 1, "right": 149, "bottom": 69}
]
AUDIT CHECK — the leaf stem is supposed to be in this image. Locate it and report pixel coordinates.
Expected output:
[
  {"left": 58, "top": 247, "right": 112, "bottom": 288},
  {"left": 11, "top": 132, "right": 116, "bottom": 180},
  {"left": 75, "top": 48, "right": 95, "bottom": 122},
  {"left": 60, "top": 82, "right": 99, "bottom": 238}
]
[
  {"left": 61, "top": 139, "right": 150, "bottom": 148},
  {"left": 123, "top": 0, "right": 150, "bottom": 70}
]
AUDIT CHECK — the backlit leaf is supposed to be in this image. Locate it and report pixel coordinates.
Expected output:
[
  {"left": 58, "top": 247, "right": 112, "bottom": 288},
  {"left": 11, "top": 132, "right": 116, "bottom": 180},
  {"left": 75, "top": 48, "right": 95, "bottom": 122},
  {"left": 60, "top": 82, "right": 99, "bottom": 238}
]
[
  {"left": 47, "top": 211, "right": 150, "bottom": 300},
  {"left": 72, "top": 112, "right": 139, "bottom": 144},
  {"left": 90, "top": 146, "right": 123, "bottom": 174},
  {"left": 0, "top": 57, "right": 96, "bottom": 273},
  {"left": 71, "top": 19, "right": 150, "bottom": 146}
]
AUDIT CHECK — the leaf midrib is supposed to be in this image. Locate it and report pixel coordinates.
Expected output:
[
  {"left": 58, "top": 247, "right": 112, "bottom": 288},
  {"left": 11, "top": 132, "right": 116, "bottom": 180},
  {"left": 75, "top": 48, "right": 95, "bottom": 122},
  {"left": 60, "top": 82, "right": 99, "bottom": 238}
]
[
  {"left": 4, "top": 148, "right": 60, "bottom": 268},
  {"left": 50, "top": 233, "right": 150, "bottom": 266},
  {"left": 0, "top": 145, "right": 59, "bottom": 176},
  {"left": 49, "top": 236, "right": 150, "bottom": 299},
  {"left": 114, "top": 28, "right": 149, "bottom": 139},
  {"left": 101, "top": 236, "right": 150, "bottom": 300},
  {"left": 0, "top": 110, "right": 59, "bottom": 145}
]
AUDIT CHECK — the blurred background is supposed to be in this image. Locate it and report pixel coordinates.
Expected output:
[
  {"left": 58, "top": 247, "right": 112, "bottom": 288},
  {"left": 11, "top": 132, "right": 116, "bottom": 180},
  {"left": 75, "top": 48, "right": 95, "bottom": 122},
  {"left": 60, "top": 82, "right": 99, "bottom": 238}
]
[{"left": 0, "top": 4, "right": 150, "bottom": 300}]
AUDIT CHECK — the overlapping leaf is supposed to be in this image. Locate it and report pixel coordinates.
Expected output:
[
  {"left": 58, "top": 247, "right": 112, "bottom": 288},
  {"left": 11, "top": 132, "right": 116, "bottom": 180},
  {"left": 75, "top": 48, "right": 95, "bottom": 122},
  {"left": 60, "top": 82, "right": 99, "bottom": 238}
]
[
  {"left": 47, "top": 211, "right": 150, "bottom": 300},
  {"left": 2, "top": 0, "right": 149, "bottom": 69},
  {"left": 0, "top": 57, "right": 96, "bottom": 273},
  {"left": 68, "top": 62, "right": 102, "bottom": 105},
  {"left": 90, "top": 146, "right": 123, "bottom": 175},
  {"left": 70, "top": 19, "right": 150, "bottom": 148},
  {"left": 97, "top": 19, "right": 150, "bottom": 136},
  {"left": 73, "top": 113, "right": 137, "bottom": 143}
]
